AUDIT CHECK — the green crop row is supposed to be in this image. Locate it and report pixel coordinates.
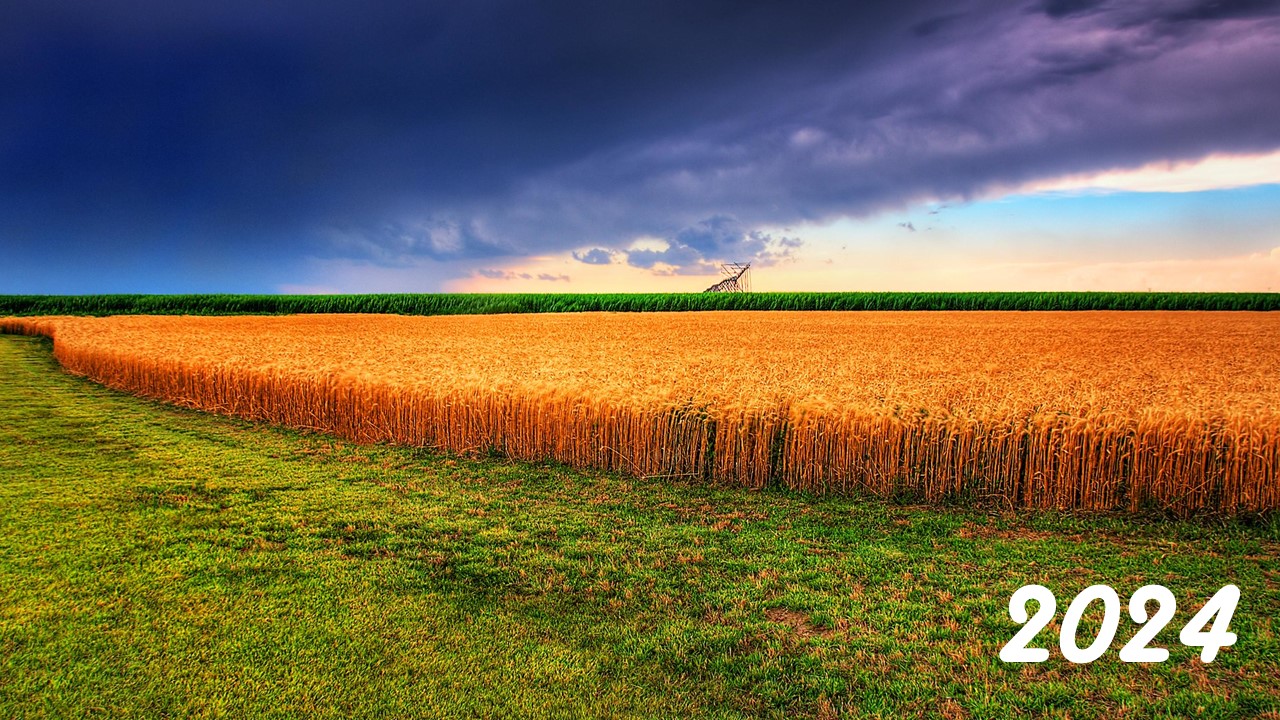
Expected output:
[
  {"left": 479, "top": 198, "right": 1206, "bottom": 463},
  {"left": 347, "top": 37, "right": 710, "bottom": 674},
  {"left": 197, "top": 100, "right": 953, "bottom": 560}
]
[{"left": 1, "top": 291, "right": 1277, "bottom": 316}]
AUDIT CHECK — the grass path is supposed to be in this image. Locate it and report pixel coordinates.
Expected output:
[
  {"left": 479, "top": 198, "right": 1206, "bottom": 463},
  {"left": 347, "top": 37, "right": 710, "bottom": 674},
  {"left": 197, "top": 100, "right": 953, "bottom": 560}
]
[{"left": 0, "top": 335, "right": 1277, "bottom": 718}]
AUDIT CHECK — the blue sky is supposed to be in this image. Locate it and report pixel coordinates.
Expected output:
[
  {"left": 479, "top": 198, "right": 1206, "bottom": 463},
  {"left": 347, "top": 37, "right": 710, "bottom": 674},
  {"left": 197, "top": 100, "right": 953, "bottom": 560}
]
[{"left": 3, "top": 0, "right": 1279, "bottom": 293}]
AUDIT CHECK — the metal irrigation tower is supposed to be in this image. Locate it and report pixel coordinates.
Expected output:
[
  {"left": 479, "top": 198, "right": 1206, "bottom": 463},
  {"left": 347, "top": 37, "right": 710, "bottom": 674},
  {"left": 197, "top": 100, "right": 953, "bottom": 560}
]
[{"left": 702, "top": 262, "right": 751, "bottom": 293}]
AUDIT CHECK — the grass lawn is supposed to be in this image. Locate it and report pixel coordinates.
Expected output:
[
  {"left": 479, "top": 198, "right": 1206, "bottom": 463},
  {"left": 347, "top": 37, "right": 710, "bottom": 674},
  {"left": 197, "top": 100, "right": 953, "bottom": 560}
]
[{"left": 1, "top": 334, "right": 1277, "bottom": 719}]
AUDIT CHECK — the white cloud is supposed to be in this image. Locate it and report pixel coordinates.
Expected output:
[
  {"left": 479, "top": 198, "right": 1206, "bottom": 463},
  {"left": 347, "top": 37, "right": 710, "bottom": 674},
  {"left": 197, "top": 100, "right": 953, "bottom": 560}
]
[{"left": 1018, "top": 150, "right": 1280, "bottom": 196}]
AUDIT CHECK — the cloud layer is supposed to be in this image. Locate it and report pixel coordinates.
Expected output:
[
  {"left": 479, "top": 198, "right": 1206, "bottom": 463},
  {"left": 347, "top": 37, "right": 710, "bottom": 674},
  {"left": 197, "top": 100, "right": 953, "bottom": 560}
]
[{"left": 2, "top": 0, "right": 1279, "bottom": 289}]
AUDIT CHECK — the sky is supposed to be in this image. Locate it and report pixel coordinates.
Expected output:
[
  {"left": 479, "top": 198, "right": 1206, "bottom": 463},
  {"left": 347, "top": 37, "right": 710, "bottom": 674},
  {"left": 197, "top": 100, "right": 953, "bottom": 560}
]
[{"left": 3, "top": 0, "right": 1279, "bottom": 294}]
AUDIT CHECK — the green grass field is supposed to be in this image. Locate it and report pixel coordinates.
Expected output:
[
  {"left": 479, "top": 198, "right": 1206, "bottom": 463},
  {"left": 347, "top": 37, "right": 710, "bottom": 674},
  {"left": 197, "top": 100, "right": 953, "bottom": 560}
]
[
  {"left": 2, "top": 290, "right": 1279, "bottom": 317},
  {"left": 1, "top": 334, "right": 1277, "bottom": 718}
]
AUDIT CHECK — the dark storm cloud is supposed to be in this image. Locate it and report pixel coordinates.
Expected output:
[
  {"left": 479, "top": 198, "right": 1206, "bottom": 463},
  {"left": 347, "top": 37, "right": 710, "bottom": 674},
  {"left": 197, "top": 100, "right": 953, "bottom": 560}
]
[
  {"left": 477, "top": 269, "right": 532, "bottom": 281},
  {"left": 1160, "top": 0, "right": 1280, "bottom": 22},
  {"left": 625, "top": 216, "right": 802, "bottom": 274},
  {"left": 475, "top": 269, "right": 569, "bottom": 282},
  {"left": 1041, "top": 0, "right": 1108, "bottom": 19},
  {"left": 571, "top": 248, "right": 617, "bottom": 265},
  {"left": 911, "top": 13, "right": 964, "bottom": 36},
  {"left": 321, "top": 219, "right": 509, "bottom": 264},
  {"left": 2, "top": 0, "right": 1279, "bottom": 289},
  {"left": 624, "top": 216, "right": 766, "bottom": 274}
]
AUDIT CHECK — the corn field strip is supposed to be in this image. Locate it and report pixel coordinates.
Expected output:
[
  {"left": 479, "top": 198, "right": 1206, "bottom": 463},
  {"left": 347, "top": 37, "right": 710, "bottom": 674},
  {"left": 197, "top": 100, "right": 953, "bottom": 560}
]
[{"left": 2, "top": 290, "right": 1279, "bottom": 317}]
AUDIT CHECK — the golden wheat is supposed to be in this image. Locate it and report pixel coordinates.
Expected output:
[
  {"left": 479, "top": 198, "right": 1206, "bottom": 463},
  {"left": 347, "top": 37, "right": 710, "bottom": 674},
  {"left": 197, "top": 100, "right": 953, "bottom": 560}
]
[{"left": 5, "top": 311, "right": 1277, "bottom": 513}]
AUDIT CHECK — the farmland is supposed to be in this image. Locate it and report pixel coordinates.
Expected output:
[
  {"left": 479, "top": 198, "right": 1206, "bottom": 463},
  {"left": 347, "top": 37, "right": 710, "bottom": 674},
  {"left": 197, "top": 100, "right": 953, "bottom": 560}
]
[
  {"left": 1, "top": 291, "right": 1279, "bottom": 317},
  {"left": 3, "top": 310, "right": 1278, "bottom": 515},
  {"left": 1, "top": 333, "right": 1278, "bottom": 719}
]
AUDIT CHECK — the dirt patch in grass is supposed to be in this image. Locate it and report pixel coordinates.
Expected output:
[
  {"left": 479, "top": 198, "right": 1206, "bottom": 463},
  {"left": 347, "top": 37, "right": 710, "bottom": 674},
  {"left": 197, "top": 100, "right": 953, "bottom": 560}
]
[
  {"left": 954, "top": 521, "right": 1084, "bottom": 543},
  {"left": 765, "top": 608, "right": 833, "bottom": 639}
]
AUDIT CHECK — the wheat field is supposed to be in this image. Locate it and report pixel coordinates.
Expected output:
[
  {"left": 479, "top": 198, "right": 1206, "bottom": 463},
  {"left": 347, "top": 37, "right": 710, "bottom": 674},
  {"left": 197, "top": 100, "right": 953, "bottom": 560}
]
[{"left": 3, "top": 311, "right": 1277, "bottom": 514}]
